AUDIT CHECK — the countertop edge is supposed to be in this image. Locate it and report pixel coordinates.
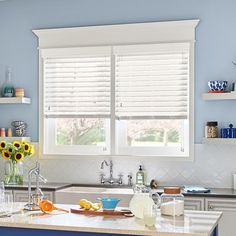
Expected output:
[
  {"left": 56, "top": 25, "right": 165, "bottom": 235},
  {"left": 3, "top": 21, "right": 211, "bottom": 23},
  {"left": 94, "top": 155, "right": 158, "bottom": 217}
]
[{"left": 0, "top": 208, "right": 223, "bottom": 236}]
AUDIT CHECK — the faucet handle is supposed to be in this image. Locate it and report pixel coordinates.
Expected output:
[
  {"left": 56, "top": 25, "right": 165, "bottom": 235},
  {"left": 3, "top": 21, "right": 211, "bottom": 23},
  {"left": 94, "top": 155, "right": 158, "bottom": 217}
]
[
  {"left": 127, "top": 174, "right": 133, "bottom": 186},
  {"left": 118, "top": 174, "right": 123, "bottom": 185},
  {"left": 100, "top": 173, "right": 105, "bottom": 184}
]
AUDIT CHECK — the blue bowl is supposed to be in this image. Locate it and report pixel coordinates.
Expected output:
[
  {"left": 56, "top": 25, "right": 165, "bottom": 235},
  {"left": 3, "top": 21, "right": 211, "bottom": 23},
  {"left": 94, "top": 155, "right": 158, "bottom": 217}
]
[
  {"left": 208, "top": 80, "right": 228, "bottom": 91},
  {"left": 97, "top": 197, "right": 120, "bottom": 211}
]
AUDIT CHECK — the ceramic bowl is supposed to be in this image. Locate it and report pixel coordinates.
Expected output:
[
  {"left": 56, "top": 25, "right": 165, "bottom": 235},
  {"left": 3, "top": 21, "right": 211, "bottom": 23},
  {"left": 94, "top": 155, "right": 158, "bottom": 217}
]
[
  {"left": 208, "top": 80, "right": 228, "bottom": 91},
  {"left": 97, "top": 197, "right": 120, "bottom": 211}
]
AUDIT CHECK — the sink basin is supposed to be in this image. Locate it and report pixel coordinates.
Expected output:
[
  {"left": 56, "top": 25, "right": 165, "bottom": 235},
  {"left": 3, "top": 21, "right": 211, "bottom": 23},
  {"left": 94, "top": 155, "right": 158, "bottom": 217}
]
[
  {"left": 60, "top": 186, "right": 107, "bottom": 193},
  {"left": 102, "top": 188, "right": 133, "bottom": 194},
  {"left": 55, "top": 186, "right": 134, "bottom": 207}
]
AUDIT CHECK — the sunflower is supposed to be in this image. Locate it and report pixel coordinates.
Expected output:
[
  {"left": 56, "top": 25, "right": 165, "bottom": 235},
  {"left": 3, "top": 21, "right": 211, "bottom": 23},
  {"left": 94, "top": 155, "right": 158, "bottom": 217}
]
[
  {"left": 14, "top": 152, "right": 24, "bottom": 162},
  {"left": 2, "top": 150, "right": 11, "bottom": 160},
  {"left": 22, "top": 142, "right": 30, "bottom": 153},
  {"left": 0, "top": 141, "right": 6, "bottom": 150},
  {"left": 13, "top": 141, "right": 21, "bottom": 149},
  {"left": 7, "top": 146, "right": 14, "bottom": 154},
  {"left": 29, "top": 145, "right": 35, "bottom": 157}
]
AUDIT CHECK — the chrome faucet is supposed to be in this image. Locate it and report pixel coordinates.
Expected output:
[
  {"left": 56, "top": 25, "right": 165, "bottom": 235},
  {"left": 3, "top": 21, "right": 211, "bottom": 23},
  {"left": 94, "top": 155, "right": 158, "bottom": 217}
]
[
  {"left": 24, "top": 162, "right": 47, "bottom": 211},
  {"left": 100, "top": 160, "right": 123, "bottom": 185}
]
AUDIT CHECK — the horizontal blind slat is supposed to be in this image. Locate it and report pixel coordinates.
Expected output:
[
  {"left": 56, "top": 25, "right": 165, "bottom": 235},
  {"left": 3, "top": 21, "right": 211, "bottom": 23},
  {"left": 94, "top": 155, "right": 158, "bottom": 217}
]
[
  {"left": 44, "top": 55, "right": 111, "bottom": 116},
  {"left": 115, "top": 48, "right": 189, "bottom": 119}
]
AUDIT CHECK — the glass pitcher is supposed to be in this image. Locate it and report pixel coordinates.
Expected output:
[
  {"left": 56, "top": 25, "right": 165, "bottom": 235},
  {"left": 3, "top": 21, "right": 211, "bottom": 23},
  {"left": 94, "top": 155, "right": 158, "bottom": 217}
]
[{"left": 129, "top": 185, "right": 160, "bottom": 219}]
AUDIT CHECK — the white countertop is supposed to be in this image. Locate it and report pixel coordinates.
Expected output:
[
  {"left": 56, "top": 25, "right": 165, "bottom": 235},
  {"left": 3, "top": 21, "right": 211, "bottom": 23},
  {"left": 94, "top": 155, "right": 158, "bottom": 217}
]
[{"left": 0, "top": 203, "right": 222, "bottom": 236}]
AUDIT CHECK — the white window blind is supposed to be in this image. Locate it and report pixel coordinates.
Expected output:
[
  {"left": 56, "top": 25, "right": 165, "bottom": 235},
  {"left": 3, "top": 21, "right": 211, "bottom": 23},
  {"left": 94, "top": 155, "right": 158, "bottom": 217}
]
[
  {"left": 114, "top": 43, "right": 190, "bottom": 120},
  {"left": 43, "top": 54, "right": 111, "bottom": 118}
]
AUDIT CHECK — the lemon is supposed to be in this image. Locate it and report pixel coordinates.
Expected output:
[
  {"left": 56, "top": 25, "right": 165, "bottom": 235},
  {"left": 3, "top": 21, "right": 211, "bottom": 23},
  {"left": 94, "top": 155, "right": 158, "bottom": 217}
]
[
  {"left": 83, "top": 201, "right": 92, "bottom": 210},
  {"left": 79, "top": 199, "right": 88, "bottom": 208},
  {"left": 91, "top": 203, "right": 102, "bottom": 211}
]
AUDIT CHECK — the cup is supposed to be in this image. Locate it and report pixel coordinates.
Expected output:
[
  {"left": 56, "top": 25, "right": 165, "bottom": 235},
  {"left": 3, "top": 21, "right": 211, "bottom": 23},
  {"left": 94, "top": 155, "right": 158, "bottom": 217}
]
[
  {"left": 233, "top": 174, "right": 236, "bottom": 190},
  {"left": 4, "top": 192, "right": 13, "bottom": 215},
  {"left": 143, "top": 204, "right": 156, "bottom": 227},
  {"left": 0, "top": 182, "right": 5, "bottom": 214}
]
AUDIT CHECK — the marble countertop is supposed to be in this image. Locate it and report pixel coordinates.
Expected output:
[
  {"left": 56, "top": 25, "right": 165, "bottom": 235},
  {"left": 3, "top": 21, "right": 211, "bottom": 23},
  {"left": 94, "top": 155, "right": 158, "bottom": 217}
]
[
  {"left": 0, "top": 203, "right": 222, "bottom": 236},
  {"left": 5, "top": 182, "right": 236, "bottom": 198},
  {"left": 4, "top": 183, "right": 72, "bottom": 191},
  {"left": 183, "top": 188, "right": 236, "bottom": 198}
]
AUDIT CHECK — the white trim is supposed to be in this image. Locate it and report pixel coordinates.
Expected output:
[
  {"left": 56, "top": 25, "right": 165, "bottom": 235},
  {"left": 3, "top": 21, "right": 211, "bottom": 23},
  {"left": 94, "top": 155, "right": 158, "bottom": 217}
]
[
  {"left": 34, "top": 20, "right": 199, "bottom": 160},
  {"left": 110, "top": 47, "right": 116, "bottom": 155},
  {"left": 38, "top": 54, "right": 44, "bottom": 159},
  {"left": 189, "top": 41, "right": 195, "bottom": 161},
  {"left": 33, "top": 20, "right": 199, "bottom": 49},
  {"left": 41, "top": 46, "right": 111, "bottom": 58}
]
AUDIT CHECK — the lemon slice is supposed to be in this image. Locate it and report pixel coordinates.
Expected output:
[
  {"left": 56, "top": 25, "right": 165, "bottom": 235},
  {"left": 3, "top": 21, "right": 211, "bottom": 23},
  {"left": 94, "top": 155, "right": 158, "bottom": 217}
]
[{"left": 91, "top": 203, "right": 102, "bottom": 211}]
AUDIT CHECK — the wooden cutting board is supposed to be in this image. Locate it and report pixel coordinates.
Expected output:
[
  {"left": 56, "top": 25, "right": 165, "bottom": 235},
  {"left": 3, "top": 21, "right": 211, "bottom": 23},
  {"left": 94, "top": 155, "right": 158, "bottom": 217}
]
[{"left": 71, "top": 208, "right": 134, "bottom": 217}]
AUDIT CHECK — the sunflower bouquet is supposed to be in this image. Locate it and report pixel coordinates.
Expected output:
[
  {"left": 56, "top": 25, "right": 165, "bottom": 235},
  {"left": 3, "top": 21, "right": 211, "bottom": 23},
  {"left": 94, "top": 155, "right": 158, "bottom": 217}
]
[{"left": 0, "top": 140, "right": 34, "bottom": 185}]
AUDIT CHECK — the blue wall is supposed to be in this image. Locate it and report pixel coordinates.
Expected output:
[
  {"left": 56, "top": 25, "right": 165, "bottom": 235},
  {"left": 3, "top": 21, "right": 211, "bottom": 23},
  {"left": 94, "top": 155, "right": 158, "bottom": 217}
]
[{"left": 0, "top": 0, "right": 236, "bottom": 142}]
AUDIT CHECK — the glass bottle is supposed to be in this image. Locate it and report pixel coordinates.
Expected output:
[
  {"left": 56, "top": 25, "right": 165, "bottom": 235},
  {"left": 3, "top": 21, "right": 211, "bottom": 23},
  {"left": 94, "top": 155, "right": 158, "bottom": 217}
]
[
  {"left": 1, "top": 67, "right": 15, "bottom": 97},
  {"left": 136, "top": 165, "right": 145, "bottom": 185}
]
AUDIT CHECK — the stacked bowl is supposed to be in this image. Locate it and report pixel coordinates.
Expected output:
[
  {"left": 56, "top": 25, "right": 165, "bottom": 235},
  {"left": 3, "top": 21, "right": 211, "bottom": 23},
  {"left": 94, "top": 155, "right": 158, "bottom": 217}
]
[
  {"left": 11, "top": 121, "right": 27, "bottom": 137},
  {"left": 208, "top": 81, "right": 228, "bottom": 92}
]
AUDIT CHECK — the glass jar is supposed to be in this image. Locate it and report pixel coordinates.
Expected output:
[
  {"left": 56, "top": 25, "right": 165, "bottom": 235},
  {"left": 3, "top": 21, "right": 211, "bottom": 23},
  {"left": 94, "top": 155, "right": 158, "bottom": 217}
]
[
  {"left": 205, "top": 121, "right": 218, "bottom": 138},
  {"left": 160, "top": 187, "right": 184, "bottom": 216}
]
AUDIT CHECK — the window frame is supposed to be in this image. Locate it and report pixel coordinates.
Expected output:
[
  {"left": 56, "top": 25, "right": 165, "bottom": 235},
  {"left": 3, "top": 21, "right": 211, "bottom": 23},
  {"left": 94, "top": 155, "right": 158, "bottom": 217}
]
[{"left": 34, "top": 20, "right": 199, "bottom": 160}]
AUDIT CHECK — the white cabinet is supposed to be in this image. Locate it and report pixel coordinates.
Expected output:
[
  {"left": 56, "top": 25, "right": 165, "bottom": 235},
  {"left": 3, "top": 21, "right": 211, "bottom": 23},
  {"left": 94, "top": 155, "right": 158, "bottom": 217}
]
[
  {"left": 205, "top": 198, "right": 236, "bottom": 236},
  {"left": 13, "top": 190, "right": 54, "bottom": 202},
  {"left": 5, "top": 190, "right": 13, "bottom": 195},
  {"left": 184, "top": 197, "right": 204, "bottom": 211}
]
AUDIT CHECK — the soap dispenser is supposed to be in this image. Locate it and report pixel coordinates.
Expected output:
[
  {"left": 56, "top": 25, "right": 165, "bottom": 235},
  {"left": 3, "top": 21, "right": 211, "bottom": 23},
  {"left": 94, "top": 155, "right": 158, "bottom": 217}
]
[{"left": 136, "top": 165, "right": 145, "bottom": 185}]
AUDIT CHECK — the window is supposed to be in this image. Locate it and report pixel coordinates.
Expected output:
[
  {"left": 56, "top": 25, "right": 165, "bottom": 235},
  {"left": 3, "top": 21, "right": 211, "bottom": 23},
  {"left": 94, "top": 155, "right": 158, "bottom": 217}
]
[{"left": 35, "top": 20, "right": 199, "bottom": 158}]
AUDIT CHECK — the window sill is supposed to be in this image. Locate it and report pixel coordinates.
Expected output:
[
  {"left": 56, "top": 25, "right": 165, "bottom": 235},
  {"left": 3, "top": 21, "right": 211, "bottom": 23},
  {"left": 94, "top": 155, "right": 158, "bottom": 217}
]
[{"left": 39, "top": 153, "right": 194, "bottom": 162}]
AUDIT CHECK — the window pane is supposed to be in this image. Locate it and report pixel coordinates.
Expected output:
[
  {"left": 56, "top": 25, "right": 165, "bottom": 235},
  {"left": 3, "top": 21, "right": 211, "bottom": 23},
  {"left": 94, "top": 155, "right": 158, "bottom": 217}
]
[
  {"left": 55, "top": 118, "right": 107, "bottom": 146},
  {"left": 125, "top": 120, "right": 183, "bottom": 147}
]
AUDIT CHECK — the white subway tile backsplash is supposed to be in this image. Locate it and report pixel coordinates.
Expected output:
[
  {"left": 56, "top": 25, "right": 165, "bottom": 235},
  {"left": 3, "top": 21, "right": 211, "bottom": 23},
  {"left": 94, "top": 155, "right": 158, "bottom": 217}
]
[{"left": 0, "top": 144, "right": 236, "bottom": 188}]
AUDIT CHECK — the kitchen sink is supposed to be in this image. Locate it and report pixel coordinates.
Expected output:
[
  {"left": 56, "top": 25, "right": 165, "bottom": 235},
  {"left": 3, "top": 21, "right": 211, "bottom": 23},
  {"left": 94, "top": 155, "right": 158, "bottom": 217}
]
[
  {"left": 55, "top": 186, "right": 134, "bottom": 207},
  {"left": 61, "top": 186, "right": 107, "bottom": 193}
]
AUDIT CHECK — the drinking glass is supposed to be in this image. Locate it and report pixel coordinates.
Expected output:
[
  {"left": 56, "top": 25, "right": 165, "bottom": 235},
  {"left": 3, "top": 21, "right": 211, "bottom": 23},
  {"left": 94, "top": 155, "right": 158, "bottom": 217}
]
[
  {"left": 0, "top": 182, "right": 5, "bottom": 213},
  {"left": 0, "top": 181, "right": 4, "bottom": 195},
  {"left": 143, "top": 204, "right": 157, "bottom": 227},
  {"left": 4, "top": 192, "right": 13, "bottom": 216}
]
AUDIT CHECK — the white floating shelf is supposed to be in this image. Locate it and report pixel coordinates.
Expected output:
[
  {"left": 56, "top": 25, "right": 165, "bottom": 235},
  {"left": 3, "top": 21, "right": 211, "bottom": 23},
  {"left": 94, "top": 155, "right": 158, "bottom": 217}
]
[
  {"left": 202, "top": 138, "right": 236, "bottom": 145},
  {"left": 0, "top": 137, "right": 31, "bottom": 142},
  {"left": 0, "top": 97, "right": 31, "bottom": 104},
  {"left": 202, "top": 92, "right": 236, "bottom": 100}
]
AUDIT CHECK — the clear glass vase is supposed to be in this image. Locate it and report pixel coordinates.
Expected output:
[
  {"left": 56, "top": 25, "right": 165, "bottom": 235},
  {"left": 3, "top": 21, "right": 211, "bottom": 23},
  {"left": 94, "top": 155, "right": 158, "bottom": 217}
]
[
  {"left": 4, "top": 160, "right": 23, "bottom": 185},
  {"left": 1, "top": 67, "right": 15, "bottom": 97}
]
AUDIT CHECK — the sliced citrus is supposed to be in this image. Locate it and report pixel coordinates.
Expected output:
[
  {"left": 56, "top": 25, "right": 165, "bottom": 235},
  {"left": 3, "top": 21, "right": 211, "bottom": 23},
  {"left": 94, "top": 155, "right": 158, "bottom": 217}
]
[
  {"left": 79, "top": 199, "right": 88, "bottom": 208},
  {"left": 91, "top": 203, "right": 102, "bottom": 211},
  {"left": 83, "top": 201, "right": 92, "bottom": 210}
]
